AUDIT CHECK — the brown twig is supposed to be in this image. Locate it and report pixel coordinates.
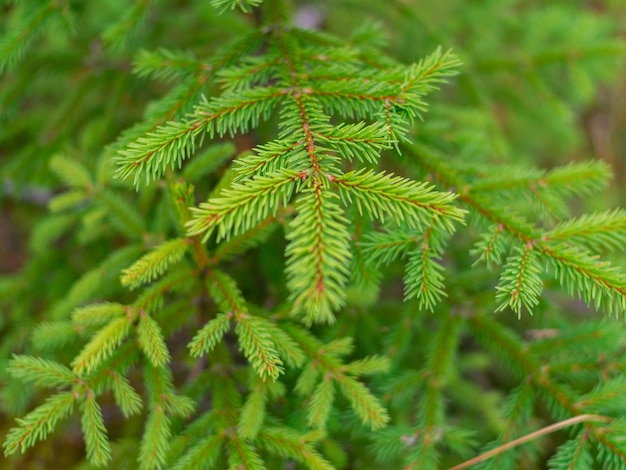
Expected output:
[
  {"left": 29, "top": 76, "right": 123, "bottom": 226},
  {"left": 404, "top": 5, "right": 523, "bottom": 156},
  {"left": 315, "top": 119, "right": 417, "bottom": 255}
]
[{"left": 449, "top": 414, "right": 612, "bottom": 470}]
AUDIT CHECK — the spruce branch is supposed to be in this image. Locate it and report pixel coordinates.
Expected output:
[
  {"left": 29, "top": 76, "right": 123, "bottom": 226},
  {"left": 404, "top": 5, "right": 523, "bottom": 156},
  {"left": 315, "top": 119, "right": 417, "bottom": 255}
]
[
  {"left": 339, "top": 376, "right": 390, "bottom": 430},
  {"left": 361, "top": 229, "right": 419, "bottom": 267},
  {"left": 140, "top": 405, "right": 172, "bottom": 470},
  {"left": 234, "top": 311, "right": 284, "bottom": 381},
  {"left": 263, "top": 321, "right": 306, "bottom": 368},
  {"left": 211, "top": 0, "right": 263, "bottom": 14},
  {"left": 72, "top": 303, "right": 127, "bottom": 328},
  {"left": 197, "top": 270, "right": 285, "bottom": 380},
  {"left": 137, "top": 312, "right": 171, "bottom": 368},
  {"left": 186, "top": 170, "right": 298, "bottom": 241},
  {"left": 49, "top": 155, "right": 93, "bottom": 190},
  {"left": 286, "top": 189, "right": 352, "bottom": 324},
  {"left": 188, "top": 313, "right": 232, "bottom": 357},
  {"left": 308, "top": 378, "right": 335, "bottom": 429},
  {"left": 545, "top": 244, "right": 626, "bottom": 315},
  {"left": 233, "top": 139, "right": 306, "bottom": 181},
  {"left": 109, "top": 371, "right": 143, "bottom": 418},
  {"left": 100, "top": 190, "right": 147, "bottom": 237},
  {"left": 3, "top": 392, "right": 77, "bottom": 456},
  {"left": 7, "top": 355, "right": 76, "bottom": 389},
  {"left": 212, "top": 212, "right": 279, "bottom": 262},
  {"left": 546, "top": 209, "right": 626, "bottom": 252},
  {"left": 171, "top": 434, "right": 222, "bottom": 470},
  {"left": 102, "top": 0, "right": 151, "bottom": 49},
  {"left": 121, "top": 238, "right": 190, "bottom": 290},
  {"left": 471, "top": 224, "right": 511, "bottom": 269},
  {"left": 286, "top": 325, "right": 390, "bottom": 430},
  {"left": 140, "top": 365, "right": 194, "bottom": 469},
  {"left": 408, "top": 142, "right": 626, "bottom": 316},
  {"left": 547, "top": 433, "right": 593, "bottom": 470},
  {"left": 405, "top": 314, "right": 460, "bottom": 466},
  {"left": 403, "top": 227, "right": 449, "bottom": 310},
  {"left": 256, "top": 427, "right": 335, "bottom": 470},
  {"left": 116, "top": 89, "right": 284, "bottom": 186},
  {"left": 133, "top": 48, "right": 203, "bottom": 83},
  {"left": 227, "top": 438, "right": 267, "bottom": 469},
  {"left": 71, "top": 316, "right": 134, "bottom": 375},
  {"left": 80, "top": 391, "right": 112, "bottom": 467},
  {"left": 469, "top": 315, "right": 626, "bottom": 464},
  {"left": 450, "top": 414, "right": 611, "bottom": 470},
  {"left": 0, "top": 1, "right": 69, "bottom": 73},
  {"left": 336, "top": 170, "right": 465, "bottom": 232},
  {"left": 495, "top": 244, "right": 544, "bottom": 316}
]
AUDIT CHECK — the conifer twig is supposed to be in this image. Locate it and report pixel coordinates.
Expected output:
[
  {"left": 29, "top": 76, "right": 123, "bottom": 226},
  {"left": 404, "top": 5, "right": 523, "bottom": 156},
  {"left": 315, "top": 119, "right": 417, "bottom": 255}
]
[{"left": 449, "top": 414, "right": 612, "bottom": 470}]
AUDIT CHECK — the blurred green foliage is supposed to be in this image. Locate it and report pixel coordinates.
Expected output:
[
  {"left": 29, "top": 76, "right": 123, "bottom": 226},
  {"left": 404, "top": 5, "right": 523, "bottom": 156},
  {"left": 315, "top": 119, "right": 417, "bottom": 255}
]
[{"left": 1, "top": 0, "right": 626, "bottom": 468}]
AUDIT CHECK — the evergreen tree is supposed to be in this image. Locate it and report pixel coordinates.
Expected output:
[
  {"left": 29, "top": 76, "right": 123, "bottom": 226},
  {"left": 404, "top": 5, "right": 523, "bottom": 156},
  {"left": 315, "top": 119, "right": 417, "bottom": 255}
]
[{"left": 1, "top": 0, "right": 626, "bottom": 468}]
